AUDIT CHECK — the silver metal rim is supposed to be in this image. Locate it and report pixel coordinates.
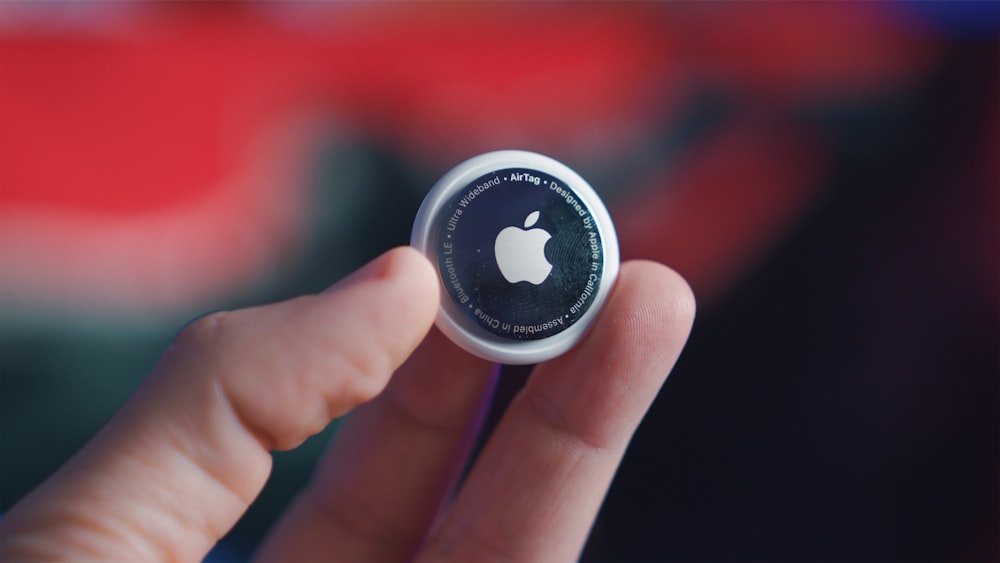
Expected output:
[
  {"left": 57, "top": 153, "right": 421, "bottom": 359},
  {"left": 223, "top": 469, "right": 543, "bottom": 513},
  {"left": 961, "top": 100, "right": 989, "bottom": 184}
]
[{"left": 410, "top": 150, "right": 620, "bottom": 365}]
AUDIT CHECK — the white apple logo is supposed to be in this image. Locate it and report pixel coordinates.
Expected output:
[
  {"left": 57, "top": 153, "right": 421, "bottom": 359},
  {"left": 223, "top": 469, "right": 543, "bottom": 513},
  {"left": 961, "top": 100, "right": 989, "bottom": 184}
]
[{"left": 494, "top": 210, "right": 553, "bottom": 285}]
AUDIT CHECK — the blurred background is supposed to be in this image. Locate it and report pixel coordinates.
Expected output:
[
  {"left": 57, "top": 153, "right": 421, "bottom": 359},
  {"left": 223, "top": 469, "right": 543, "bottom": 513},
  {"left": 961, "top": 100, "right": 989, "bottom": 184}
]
[{"left": 1, "top": 2, "right": 997, "bottom": 561}]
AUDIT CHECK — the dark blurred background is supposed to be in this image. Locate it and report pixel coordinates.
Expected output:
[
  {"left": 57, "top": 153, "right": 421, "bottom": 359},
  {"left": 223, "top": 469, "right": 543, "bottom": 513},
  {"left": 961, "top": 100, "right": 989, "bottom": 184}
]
[{"left": 1, "top": 2, "right": 996, "bottom": 561}]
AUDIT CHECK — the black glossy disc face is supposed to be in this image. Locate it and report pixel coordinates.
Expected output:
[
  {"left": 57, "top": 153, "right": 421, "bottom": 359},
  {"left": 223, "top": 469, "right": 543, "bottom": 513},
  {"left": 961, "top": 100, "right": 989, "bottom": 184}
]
[{"left": 436, "top": 168, "right": 605, "bottom": 341}]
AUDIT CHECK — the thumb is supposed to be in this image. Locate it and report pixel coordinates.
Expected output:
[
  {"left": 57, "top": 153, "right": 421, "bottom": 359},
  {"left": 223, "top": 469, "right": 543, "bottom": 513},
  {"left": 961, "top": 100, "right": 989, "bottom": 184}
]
[{"left": 0, "top": 247, "right": 439, "bottom": 561}]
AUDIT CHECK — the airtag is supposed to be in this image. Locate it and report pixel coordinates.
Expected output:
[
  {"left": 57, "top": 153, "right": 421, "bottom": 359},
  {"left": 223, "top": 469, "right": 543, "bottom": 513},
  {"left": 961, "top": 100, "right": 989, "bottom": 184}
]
[{"left": 411, "top": 150, "right": 619, "bottom": 364}]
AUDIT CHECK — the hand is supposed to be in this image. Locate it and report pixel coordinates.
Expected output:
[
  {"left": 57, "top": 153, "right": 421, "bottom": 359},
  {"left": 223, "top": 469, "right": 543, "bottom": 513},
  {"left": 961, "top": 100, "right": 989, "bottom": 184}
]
[{"left": 0, "top": 247, "right": 695, "bottom": 561}]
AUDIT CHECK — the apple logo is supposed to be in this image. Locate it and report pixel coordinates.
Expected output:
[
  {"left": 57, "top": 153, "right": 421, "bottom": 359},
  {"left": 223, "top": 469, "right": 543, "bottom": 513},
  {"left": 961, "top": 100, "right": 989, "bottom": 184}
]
[{"left": 494, "top": 210, "right": 553, "bottom": 285}]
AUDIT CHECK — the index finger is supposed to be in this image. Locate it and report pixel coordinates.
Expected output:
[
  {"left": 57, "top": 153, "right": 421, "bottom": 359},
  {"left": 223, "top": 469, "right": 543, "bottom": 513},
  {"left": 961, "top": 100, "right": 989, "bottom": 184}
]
[{"left": 418, "top": 260, "right": 696, "bottom": 562}]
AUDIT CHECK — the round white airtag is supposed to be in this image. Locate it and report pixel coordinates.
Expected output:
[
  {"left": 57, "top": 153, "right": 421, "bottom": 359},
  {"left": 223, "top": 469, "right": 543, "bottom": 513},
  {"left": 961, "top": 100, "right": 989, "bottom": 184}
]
[{"left": 410, "top": 150, "right": 619, "bottom": 364}]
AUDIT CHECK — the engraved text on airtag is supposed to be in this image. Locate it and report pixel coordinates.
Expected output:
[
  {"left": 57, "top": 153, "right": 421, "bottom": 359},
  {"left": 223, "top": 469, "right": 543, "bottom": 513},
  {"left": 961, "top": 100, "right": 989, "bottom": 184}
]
[{"left": 437, "top": 168, "right": 604, "bottom": 341}]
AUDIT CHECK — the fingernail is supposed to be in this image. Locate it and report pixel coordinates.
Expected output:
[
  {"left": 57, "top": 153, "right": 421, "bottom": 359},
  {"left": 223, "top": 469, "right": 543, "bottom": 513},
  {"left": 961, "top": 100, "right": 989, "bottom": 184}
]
[{"left": 321, "top": 247, "right": 413, "bottom": 294}]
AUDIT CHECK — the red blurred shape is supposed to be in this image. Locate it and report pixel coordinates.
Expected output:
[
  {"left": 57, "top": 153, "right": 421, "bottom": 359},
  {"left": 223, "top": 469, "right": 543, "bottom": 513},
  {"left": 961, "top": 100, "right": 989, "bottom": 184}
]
[{"left": 616, "top": 120, "right": 826, "bottom": 302}]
